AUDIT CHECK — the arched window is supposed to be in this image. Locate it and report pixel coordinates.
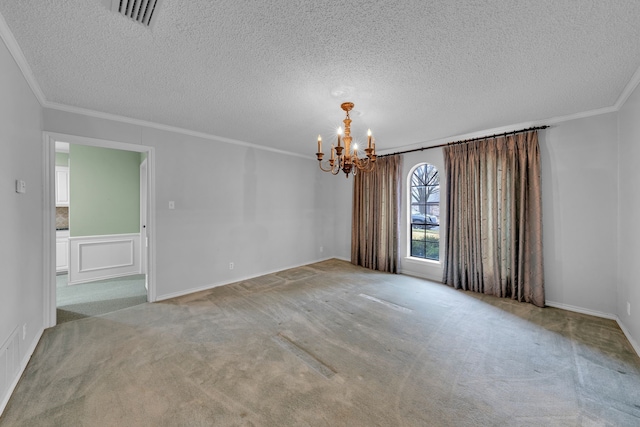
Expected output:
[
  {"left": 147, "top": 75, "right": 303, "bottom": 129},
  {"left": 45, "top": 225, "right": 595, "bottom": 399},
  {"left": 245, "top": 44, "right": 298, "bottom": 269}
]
[{"left": 409, "top": 163, "right": 440, "bottom": 261}]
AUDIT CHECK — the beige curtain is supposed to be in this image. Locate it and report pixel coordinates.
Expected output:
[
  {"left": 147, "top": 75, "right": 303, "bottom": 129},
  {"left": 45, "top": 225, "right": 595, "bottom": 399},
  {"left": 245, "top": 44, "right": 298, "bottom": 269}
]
[
  {"left": 351, "top": 155, "right": 402, "bottom": 273},
  {"left": 442, "top": 131, "right": 545, "bottom": 307}
]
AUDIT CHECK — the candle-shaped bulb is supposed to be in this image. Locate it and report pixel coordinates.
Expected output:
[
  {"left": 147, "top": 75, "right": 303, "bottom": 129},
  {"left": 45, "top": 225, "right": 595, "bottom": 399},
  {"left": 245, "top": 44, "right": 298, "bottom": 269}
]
[
  {"left": 367, "top": 129, "right": 372, "bottom": 149},
  {"left": 330, "top": 144, "right": 335, "bottom": 160},
  {"left": 317, "top": 135, "right": 322, "bottom": 153},
  {"left": 337, "top": 127, "right": 342, "bottom": 147}
]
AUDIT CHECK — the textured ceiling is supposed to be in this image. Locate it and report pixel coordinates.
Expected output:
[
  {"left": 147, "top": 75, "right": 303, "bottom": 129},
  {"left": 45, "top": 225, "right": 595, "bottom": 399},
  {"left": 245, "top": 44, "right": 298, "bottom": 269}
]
[{"left": 1, "top": 0, "right": 640, "bottom": 156}]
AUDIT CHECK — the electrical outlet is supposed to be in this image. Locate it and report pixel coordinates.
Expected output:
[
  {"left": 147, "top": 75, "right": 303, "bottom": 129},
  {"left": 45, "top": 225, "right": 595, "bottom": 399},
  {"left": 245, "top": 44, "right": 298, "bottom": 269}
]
[
  {"left": 15, "top": 179, "right": 26, "bottom": 194},
  {"left": 229, "top": 262, "right": 234, "bottom": 270},
  {"left": 627, "top": 302, "right": 631, "bottom": 316}
]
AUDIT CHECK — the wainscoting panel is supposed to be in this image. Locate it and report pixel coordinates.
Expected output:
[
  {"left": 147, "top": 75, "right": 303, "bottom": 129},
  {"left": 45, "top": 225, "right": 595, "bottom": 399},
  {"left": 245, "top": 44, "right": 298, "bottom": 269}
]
[{"left": 68, "top": 233, "right": 141, "bottom": 285}]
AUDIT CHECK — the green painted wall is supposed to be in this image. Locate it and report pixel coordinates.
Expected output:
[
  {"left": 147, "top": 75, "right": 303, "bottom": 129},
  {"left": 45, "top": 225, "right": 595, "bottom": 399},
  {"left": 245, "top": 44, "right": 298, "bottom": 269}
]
[
  {"left": 55, "top": 152, "right": 69, "bottom": 166},
  {"left": 69, "top": 145, "right": 140, "bottom": 237}
]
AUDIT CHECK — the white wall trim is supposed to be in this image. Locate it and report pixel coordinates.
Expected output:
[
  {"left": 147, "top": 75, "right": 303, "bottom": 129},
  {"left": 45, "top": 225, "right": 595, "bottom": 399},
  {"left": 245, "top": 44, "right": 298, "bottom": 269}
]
[
  {"left": 378, "top": 105, "right": 620, "bottom": 156},
  {"left": 46, "top": 132, "right": 149, "bottom": 153},
  {"left": 68, "top": 234, "right": 140, "bottom": 285},
  {"left": 43, "top": 134, "right": 56, "bottom": 327},
  {"left": 543, "top": 105, "right": 620, "bottom": 126},
  {"left": 43, "top": 132, "right": 157, "bottom": 328},
  {"left": 0, "top": 326, "right": 44, "bottom": 417},
  {"left": 546, "top": 300, "right": 639, "bottom": 358},
  {"left": 0, "top": 12, "right": 46, "bottom": 105},
  {"left": 44, "top": 102, "right": 313, "bottom": 160},
  {"left": 614, "top": 65, "right": 640, "bottom": 110},
  {"left": 1, "top": 7, "right": 639, "bottom": 161},
  {"left": 616, "top": 317, "right": 640, "bottom": 359},
  {"left": 156, "top": 257, "right": 342, "bottom": 302},
  {"left": 545, "top": 300, "right": 617, "bottom": 320},
  {"left": 0, "top": 11, "right": 311, "bottom": 161}
]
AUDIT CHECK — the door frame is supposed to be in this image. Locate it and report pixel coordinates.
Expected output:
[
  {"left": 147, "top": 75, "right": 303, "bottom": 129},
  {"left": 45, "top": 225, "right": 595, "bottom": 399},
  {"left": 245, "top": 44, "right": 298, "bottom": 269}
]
[
  {"left": 140, "top": 157, "right": 148, "bottom": 279},
  {"left": 43, "top": 132, "right": 157, "bottom": 328}
]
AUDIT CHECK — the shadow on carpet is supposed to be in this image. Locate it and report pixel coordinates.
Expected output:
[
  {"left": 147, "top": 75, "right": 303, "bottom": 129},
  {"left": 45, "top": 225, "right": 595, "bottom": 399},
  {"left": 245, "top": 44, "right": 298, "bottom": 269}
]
[{"left": 56, "top": 274, "right": 147, "bottom": 324}]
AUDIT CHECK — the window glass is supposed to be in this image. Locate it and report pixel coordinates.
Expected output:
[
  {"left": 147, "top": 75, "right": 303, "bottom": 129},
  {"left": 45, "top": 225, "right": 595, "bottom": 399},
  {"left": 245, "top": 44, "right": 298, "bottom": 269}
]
[{"left": 410, "top": 163, "right": 440, "bottom": 260}]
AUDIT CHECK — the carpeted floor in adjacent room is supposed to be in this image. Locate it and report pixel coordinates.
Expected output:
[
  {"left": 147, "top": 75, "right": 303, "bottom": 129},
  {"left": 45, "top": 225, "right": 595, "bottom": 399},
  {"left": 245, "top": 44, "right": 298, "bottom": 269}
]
[
  {"left": 56, "top": 274, "right": 147, "bottom": 324},
  {"left": 2, "top": 259, "right": 639, "bottom": 426}
]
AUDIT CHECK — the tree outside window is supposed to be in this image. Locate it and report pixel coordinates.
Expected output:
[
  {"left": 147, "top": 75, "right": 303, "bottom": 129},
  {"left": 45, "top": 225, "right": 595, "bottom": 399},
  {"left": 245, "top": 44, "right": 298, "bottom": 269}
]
[{"left": 410, "top": 164, "right": 439, "bottom": 260}]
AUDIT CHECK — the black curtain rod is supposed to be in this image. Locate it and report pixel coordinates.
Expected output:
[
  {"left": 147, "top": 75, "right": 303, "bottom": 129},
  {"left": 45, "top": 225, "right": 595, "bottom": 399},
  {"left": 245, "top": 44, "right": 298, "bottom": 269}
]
[{"left": 378, "top": 125, "right": 549, "bottom": 158}]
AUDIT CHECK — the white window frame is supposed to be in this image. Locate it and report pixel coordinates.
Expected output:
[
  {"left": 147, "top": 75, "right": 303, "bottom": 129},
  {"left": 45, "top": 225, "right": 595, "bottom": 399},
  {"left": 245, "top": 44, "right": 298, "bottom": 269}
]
[
  {"left": 407, "top": 162, "right": 441, "bottom": 263},
  {"left": 400, "top": 154, "right": 446, "bottom": 282}
]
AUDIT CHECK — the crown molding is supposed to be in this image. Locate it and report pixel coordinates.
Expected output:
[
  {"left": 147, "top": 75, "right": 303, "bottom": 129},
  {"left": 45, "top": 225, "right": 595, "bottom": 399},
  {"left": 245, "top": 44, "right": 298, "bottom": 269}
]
[
  {"left": 1, "top": 9, "right": 639, "bottom": 161},
  {"left": 44, "top": 101, "right": 313, "bottom": 160},
  {"left": 544, "top": 105, "right": 619, "bottom": 125},
  {"left": 614, "top": 65, "right": 640, "bottom": 110},
  {"left": 0, "top": 11, "right": 46, "bottom": 105},
  {"left": 377, "top": 104, "right": 622, "bottom": 156},
  {"left": 0, "top": 11, "right": 312, "bottom": 161}
]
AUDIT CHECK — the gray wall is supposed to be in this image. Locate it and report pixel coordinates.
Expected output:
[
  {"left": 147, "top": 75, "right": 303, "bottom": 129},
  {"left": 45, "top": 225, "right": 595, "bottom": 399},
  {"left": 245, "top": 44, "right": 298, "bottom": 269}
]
[
  {"left": 618, "top": 82, "right": 640, "bottom": 349},
  {"left": 541, "top": 113, "right": 619, "bottom": 315},
  {"left": 42, "top": 109, "right": 353, "bottom": 300},
  {"left": 0, "top": 32, "right": 44, "bottom": 395},
  {"left": 327, "top": 173, "right": 353, "bottom": 261}
]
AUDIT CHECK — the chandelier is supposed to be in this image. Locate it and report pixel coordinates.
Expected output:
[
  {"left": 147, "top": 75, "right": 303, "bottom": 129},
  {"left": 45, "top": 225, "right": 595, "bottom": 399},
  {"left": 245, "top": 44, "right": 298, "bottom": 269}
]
[{"left": 315, "top": 102, "right": 377, "bottom": 177}]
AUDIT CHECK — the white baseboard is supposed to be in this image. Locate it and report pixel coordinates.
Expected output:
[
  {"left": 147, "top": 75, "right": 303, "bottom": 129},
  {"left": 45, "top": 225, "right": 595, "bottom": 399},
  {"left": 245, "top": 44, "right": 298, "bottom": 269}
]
[
  {"left": 545, "top": 300, "right": 617, "bottom": 320},
  {"left": 156, "top": 257, "right": 344, "bottom": 302},
  {"left": 615, "top": 317, "right": 640, "bottom": 358},
  {"left": 0, "top": 326, "right": 44, "bottom": 417},
  {"left": 546, "top": 300, "right": 639, "bottom": 358}
]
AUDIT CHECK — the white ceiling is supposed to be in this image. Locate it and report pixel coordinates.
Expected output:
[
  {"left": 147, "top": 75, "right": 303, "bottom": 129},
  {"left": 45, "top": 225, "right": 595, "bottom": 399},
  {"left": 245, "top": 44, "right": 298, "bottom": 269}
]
[{"left": 1, "top": 0, "right": 640, "bottom": 156}]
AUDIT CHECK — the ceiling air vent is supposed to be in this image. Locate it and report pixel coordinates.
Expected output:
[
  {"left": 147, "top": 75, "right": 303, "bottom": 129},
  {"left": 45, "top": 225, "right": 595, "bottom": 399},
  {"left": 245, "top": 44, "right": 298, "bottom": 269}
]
[{"left": 111, "top": 0, "right": 162, "bottom": 27}]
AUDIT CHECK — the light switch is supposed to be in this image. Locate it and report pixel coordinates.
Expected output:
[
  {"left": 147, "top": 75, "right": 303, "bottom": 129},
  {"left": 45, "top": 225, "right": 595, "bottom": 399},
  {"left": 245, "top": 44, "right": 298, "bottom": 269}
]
[{"left": 15, "top": 179, "right": 26, "bottom": 194}]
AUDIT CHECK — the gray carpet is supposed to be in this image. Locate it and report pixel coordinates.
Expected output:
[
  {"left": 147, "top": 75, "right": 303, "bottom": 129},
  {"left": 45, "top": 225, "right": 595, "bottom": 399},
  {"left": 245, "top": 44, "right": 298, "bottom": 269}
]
[
  {"left": 56, "top": 274, "right": 147, "bottom": 324},
  {"left": 2, "top": 259, "right": 639, "bottom": 426}
]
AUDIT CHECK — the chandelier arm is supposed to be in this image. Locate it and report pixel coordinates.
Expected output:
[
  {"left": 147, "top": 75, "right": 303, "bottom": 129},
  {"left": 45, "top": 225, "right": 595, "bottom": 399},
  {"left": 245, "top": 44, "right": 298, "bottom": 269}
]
[
  {"left": 318, "top": 160, "right": 336, "bottom": 173},
  {"left": 353, "top": 157, "right": 368, "bottom": 170},
  {"left": 353, "top": 157, "right": 376, "bottom": 172}
]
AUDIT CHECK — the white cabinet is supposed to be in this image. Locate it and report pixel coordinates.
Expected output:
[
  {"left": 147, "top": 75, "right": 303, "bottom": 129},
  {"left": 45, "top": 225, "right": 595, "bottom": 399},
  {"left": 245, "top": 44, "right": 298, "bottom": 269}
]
[
  {"left": 56, "top": 230, "right": 69, "bottom": 273},
  {"left": 55, "top": 166, "right": 70, "bottom": 206}
]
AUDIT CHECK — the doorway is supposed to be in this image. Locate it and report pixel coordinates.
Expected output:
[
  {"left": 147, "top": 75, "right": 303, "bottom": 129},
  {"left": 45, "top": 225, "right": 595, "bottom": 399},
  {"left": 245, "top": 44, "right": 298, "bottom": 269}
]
[{"left": 44, "top": 132, "right": 156, "bottom": 328}]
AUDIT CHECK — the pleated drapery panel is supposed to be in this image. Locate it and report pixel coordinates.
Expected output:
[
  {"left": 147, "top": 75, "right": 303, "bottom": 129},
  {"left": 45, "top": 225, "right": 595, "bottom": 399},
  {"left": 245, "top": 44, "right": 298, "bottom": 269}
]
[
  {"left": 442, "top": 131, "right": 544, "bottom": 307},
  {"left": 351, "top": 155, "right": 402, "bottom": 273}
]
